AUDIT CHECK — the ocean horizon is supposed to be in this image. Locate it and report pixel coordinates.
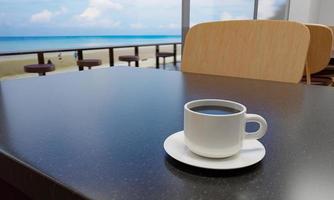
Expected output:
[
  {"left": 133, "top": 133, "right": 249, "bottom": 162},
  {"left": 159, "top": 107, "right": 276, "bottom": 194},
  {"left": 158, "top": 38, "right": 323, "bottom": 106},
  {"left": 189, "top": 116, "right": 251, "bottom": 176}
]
[{"left": 0, "top": 35, "right": 181, "bottom": 53}]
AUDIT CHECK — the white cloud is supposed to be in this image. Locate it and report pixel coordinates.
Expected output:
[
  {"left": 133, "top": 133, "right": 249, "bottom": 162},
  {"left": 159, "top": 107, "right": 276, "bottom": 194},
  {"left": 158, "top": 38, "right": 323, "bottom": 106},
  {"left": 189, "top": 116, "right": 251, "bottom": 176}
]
[
  {"left": 31, "top": 10, "right": 53, "bottom": 23},
  {"left": 123, "top": 0, "right": 179, "bottom": 7},
  {"left": 76, "top": 0, "right": 122, "bottom": 28},
  {"left": 258, "top": 0, "right": 278, "bottom": 19},
  {"left": 79, "top": 19, "right": 120, "bottom": 28},
  {"left": 90, "top": 0, "right": 123, "bottom": 10},
  {"left": 80, "top": 7, "right": 101, "bottom": 20},
  {"left": 160, "top": 23, "right": 179, "bottom": 29},
  {"left": 192, "top": 0, "right": 250, "bottom": 7},
  {"left": 30, "top": 7, "right": 67, "bottom": 23},
  {"left": 220, "top": 12, "right": 248, "bottom": 21},
  {"left": 0, "top": 12, "right": 11, "bottom": 26},
  {"left": 78, "top": 0, "right": 123, "bottom": 21},
  {"left": 55, "top": 6, "right": 68, "bottom": 16},
  {"left": 130, "top": 23, "right": 145, "bottom": 29}
]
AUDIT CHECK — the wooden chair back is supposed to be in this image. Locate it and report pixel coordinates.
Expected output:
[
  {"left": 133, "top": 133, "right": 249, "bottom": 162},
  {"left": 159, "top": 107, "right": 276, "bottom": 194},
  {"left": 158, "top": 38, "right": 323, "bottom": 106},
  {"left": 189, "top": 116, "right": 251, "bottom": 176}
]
[
  {"left": 330, "top": 26, "right": 334, "bottom": 58},
  {"left": 181, "top": 20, "right": 310, "bottom": 83},
  {"left": 330, "top": 26, "right": 334, "bottom": 49},
  {"left": 305, "top": 24, "right": 333, "bottom": 74}
]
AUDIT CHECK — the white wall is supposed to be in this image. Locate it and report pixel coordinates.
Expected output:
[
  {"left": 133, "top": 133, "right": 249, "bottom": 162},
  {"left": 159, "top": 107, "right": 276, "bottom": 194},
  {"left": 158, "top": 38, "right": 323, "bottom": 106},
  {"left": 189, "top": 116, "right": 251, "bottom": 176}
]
[
  {"left": 289, "top": 0, "right": 321, "bottom": 23},
  {"left": 289, "top": 0, "right": 334, "bottom": 25},
  {"left": 318, "top": 0, "right": 334, "bottom": 25}
]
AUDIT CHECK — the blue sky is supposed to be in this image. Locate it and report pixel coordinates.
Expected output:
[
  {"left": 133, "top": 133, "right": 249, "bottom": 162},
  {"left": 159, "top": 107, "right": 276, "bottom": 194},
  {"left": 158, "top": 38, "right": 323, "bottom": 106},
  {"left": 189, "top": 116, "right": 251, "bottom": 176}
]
[{"left": 0, "top": 0, "right": 286, "bottom": 36}]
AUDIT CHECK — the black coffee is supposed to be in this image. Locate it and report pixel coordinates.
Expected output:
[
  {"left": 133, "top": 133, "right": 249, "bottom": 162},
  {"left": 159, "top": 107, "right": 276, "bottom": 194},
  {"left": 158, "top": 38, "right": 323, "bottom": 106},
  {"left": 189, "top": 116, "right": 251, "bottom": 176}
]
[{"left": 190, "top": 106, "right": 240, "bottom": 115}]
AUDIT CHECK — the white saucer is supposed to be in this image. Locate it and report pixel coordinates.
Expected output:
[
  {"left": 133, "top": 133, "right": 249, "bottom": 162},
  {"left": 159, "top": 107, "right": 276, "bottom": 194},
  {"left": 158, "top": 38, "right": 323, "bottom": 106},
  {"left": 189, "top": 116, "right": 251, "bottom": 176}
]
[{"left": 164, "top": 131, "right": 266, "bottom": 170}]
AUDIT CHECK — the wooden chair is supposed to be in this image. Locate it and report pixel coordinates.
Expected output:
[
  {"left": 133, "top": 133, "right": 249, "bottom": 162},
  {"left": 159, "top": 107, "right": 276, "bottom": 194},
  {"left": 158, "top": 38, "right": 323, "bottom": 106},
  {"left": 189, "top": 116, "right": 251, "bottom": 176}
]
[
  {"left": 181, "top": 20, "right": 310, "bottom": 83},
  {"left": 327, "top": 26, "right": 334, "bottom": 65},
  {"left": 331, "top": 26, "right": 334, "bottom": 59},
  {"left": 304, "top": 24, "right": 333, "bottom": 85}
]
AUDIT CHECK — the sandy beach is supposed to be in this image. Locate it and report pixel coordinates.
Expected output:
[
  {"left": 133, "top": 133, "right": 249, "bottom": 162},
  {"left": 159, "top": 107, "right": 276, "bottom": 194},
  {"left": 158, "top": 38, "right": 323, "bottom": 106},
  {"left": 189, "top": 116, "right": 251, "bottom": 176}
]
[{"left": 0, "top": 45, "right": 182, "bottom": 80}]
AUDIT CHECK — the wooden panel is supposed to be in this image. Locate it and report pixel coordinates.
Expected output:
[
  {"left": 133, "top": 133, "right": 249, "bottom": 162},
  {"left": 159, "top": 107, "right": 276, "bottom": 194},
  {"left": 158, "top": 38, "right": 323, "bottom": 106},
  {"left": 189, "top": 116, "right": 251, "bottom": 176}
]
[
  {"left": 330, "top": 26, "right": 334, "bottom": 58},
  {"left": 305, "top": 24, "right": 333, "bottom": 74},
  {"left": 330, "top": 26, "right": 334, "bottom": 49},
  {"left": 181, "top": 20, "right": 310, "bottom": 83}
]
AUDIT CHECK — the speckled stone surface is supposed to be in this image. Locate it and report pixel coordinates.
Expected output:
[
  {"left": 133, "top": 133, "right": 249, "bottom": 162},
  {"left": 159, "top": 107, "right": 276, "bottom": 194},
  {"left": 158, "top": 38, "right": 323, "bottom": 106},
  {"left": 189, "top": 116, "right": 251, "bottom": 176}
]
[{"left": 0, "top": 67, "right": 334, "bottom": 200}]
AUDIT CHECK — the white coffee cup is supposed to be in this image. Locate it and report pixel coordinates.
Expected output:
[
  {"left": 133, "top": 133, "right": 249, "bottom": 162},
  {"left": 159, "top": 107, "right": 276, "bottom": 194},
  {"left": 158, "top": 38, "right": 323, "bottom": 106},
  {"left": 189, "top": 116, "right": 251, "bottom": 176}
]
[{"left": 184, "top": 99, "right": 267, "bottom": 158}]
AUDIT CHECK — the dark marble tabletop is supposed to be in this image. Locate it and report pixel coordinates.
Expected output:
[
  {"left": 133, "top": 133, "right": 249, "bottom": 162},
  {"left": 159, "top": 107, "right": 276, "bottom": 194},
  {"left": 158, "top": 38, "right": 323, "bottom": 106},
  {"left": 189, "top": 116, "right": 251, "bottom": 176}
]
[{"left": 0, "top": 67, "right": 333, "bottom": 200}]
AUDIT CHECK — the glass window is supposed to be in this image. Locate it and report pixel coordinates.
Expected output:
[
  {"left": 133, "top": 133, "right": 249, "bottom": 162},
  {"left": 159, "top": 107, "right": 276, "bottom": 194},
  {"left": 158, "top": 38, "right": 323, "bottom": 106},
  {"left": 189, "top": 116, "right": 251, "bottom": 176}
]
[
  {"left": 126, "top": 0, "right": 181, "bottom": 36},
  {"left": 0, "top": 0, "right": 183, "bottom": 79},
  {"left": 0, "top": 0, "right": 182, "bottom": 51},
  {"left": 190, "top": 0, "right": 255, "bottom": 26},
  {"left": 257, "top": 0, "right": 289, "bottom": 20}
]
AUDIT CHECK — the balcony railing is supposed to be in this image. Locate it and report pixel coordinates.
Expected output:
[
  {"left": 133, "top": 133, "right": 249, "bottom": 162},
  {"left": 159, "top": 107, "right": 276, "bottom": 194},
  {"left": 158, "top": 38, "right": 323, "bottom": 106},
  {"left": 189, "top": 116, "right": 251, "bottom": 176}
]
[{"left": 0, "top": 42, "right": 182, "bottom": 68}]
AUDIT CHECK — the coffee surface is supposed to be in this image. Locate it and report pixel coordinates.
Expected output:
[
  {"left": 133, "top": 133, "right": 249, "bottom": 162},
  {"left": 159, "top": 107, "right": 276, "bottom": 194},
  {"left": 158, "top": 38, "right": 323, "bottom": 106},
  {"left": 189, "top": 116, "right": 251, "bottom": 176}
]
[{"left": 190, "top": 105, "right": 240, "bottom": 115}]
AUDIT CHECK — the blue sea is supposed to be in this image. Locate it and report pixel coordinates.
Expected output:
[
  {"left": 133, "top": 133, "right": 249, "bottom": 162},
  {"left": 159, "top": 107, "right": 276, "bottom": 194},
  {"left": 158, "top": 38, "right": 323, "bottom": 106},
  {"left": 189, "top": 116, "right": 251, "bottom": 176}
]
[{"left": 0, "top": 35, "right": 181, "bottom": 53}]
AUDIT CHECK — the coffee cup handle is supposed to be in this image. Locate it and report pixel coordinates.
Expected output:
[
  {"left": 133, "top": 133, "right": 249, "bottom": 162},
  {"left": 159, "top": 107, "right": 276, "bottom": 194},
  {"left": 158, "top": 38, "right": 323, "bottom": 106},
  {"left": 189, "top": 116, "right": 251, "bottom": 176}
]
[{"left": 244, "top": 114, "right": 268, "bottom": 140}]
